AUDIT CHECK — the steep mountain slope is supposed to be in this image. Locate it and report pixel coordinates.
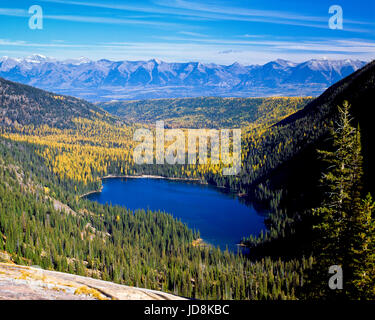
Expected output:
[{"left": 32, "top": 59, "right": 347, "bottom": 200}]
[
  {"left": 0, "top": 55, "right": 366, "bottom": 101},
  {"left": 270, "top": 60, "right": 375, "bottom": 194},
  {"left": 0, "top": 77, "right": 115, "bottom": 128}
]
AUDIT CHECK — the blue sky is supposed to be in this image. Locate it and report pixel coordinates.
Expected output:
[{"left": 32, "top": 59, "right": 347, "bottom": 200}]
[{"left": 0, "top": 0, "right": 374, "bottom": 64}]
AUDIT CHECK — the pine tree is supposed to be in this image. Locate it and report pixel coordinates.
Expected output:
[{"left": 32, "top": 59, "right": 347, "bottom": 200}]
[{"left": 307, "top": 102, "right": 357, "bottom": 298}]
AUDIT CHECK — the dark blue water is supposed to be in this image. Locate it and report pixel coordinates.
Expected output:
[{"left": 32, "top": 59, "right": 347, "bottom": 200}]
[{"left": 87, "top": 178, "right": 265, "bottom": 252}]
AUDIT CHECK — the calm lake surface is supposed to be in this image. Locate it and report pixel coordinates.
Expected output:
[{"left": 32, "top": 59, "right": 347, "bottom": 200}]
[{"left": 87, "top": 178, "right": 265, "bottom": 252}]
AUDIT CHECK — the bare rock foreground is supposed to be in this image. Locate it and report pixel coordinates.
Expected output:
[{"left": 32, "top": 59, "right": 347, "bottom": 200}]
[{"left": 0, "top": 262, "right": 184, "bottom": 300}]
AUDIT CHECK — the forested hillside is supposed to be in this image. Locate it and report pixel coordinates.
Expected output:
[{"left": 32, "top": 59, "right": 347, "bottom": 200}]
[
  {"left": 0, "top": 77, "right": 115, "bottom": 129},
  {"left": 100, "top": 97, "right": 313, "bottom": 129}
]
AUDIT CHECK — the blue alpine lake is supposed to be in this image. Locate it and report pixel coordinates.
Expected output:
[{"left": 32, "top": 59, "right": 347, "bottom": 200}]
[{"left": 87, "top": 177, "right": 265, "bottom": 252}]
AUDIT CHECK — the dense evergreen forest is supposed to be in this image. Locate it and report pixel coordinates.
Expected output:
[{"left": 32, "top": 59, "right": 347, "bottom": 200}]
[{"left": 0, "top": 59, "right": 375, "bottom": 299}]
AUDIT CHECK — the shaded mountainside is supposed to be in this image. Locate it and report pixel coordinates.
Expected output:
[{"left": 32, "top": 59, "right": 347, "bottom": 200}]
[
  {"left": 0, "top": 77, "right": 115, "bottom": 129},
  {"left": 269, "top": 59, "right": 375, "bottom": 195}
]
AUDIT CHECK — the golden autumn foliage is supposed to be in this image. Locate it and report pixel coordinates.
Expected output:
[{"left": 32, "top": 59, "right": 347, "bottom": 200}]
[{"left": 1, "top": 96, "right": 302, "bottom": 187}]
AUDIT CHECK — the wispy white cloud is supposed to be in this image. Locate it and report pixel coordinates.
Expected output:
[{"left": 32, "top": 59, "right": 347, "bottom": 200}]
[
  {"left": 0, "top": 8, "right": 27, "bottom": 17},
  {"left": 0, "top": 38, "right": 97, "bottom": 48},
  {"left": 38, "top": 0, "right": 194, "bottom": 17},
  {"left": 44, "top": 14, "right": 179, "bottom": 27},
  {"left": 156, "top": 0, "right": 325, "bottom": 22},
  {"left": 38, "top": 0, "right": 375, "bottom": 33},
  {"left": 179, "top": 31, "right": 208, "bottom": 37},
  {"left": 1, "top": 37, "right": 374, "bottom": 64},
  {"left": 0, "top": 5, "right": 181, "bottom": 28},
  {"left": 156, "top": 0, "right": 375, "bottom": 28}
]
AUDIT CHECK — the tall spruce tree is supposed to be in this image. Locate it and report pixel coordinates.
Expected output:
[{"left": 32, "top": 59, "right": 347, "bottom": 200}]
[{"left": 307, "top": 101, "right": 375, "bottom": 299}]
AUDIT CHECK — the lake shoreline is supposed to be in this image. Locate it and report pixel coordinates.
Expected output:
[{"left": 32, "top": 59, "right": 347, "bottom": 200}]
[
  {"left": 102, "top": 174, "right": 249, "bottom": 197},
  {"left": 80, "top": 185, "right": 104, "bottom": 198},
  {"left": 102, "top": 174, "right": 206, "bottom": 183},
  {"left": 79, "top": 174, "right": 249, "bottom": 199}
]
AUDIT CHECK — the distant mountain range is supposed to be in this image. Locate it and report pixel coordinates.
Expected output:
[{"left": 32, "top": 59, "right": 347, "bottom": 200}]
[{"left": 0, "top": 54, "right": 367, "bottom": 101}]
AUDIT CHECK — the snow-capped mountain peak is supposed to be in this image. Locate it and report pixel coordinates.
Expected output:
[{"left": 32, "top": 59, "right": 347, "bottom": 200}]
[
  {"left": 62, "top": 57, "right": 92, "bottom": 65},
  {"left": 0, "top": 55, "right": 368, "bottom": 101}
]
